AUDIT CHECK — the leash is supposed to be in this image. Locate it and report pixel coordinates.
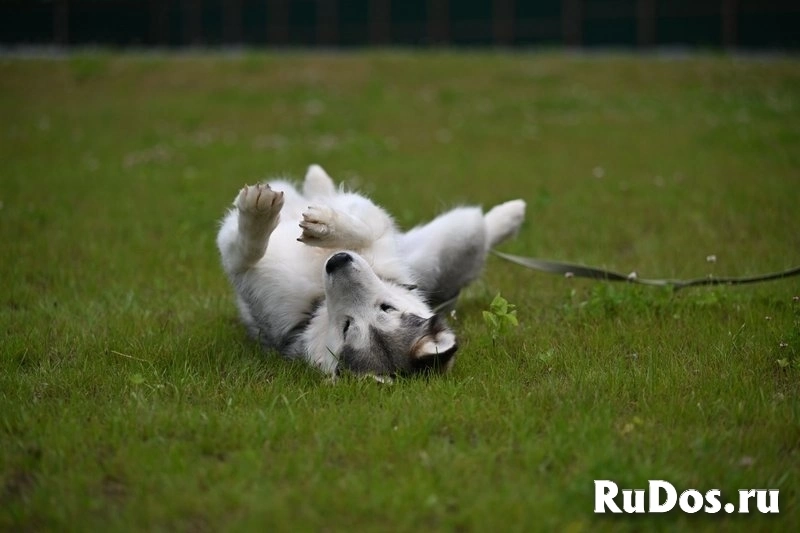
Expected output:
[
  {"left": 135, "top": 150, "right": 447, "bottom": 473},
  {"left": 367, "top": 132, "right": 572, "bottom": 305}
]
[{"left": 491, "top": 250, "right": 800, "bottom": 291}]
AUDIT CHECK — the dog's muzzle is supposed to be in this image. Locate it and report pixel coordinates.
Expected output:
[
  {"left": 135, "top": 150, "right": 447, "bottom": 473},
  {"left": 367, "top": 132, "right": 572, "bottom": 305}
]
[{"left": 326, "top": 252, "right": 353, "bottom": 274}]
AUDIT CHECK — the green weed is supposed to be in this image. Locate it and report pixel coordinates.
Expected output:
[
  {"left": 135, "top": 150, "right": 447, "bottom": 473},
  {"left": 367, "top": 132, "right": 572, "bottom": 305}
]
[{"left": 482, "top": 293, "right": 519, "bottom": 343}]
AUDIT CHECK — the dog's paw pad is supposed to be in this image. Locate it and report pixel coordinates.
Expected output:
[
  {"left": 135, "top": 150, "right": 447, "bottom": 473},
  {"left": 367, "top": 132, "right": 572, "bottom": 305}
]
[
  {"left": 301, "top": 205, "right": 334, "bottom": 224},
  {"left": 236, "top": 184, "right": 284, "bottom": 217},
  {"left": 299, "top": 205, "right": 335, "bottom": 242}
]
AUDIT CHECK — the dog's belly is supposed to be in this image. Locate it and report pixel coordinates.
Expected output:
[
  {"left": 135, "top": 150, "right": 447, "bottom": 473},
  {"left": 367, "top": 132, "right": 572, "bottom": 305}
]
[{"left": 238, "top": 227, "right": 327, "bottom": 347}]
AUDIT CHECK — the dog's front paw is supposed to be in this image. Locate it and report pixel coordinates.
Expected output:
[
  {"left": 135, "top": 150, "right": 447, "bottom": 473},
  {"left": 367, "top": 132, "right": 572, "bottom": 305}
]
[
  {"left": 298, "top": 205, "right": 335, "bottom": 244},
  {"left": 236, "top": 183, "right": 284, "bottom": 219}
]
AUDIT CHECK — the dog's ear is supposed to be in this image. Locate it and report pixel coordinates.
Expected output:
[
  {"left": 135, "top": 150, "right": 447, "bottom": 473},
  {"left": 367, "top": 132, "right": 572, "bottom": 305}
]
[
  {"left": 305, "top": 164, "right": 333, "bottom": 183},
  {"left": 303, "top": 164, "right": 337, "bottom": 198},
  {"left": 413, "top": 331, "right": 457, "bottom": 358},
  {"left": 411, "top": 316, "right": 457, "bottom": 364}
]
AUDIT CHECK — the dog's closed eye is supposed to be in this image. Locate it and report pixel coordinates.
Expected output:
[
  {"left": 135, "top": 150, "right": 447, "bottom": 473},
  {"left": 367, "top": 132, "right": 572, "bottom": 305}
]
[
  {"left": 379, "top": 303, "right": 397, "bottom": 313},
  {"left": 342, "top": 319, "right": 351, "bottom": 336}
]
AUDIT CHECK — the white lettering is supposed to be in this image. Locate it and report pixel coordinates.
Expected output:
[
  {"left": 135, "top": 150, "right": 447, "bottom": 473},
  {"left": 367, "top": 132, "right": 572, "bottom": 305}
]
[
  {"left": 622, "top": 489, "right": 646, "bottom": 513},
  {"left": 756, "top": 490, "right": 779, "bottom": 513},
  {"left": 592, "top": 481, "right": 779, "bottom": 515},
  {"left": 739, "top": 489, "right": 756, "bottom": 513},
  {"left": 594, "top": 480, "right": 622, "bottom": 513},
  {"left": 704, "top": 489, "right": 722, "bottom": 513},
  {"left": 679, "top": 490, "right": 704, "bottom": 513},
  {"left": 649, "top": 480, "right": 677, "bottom": 513}
]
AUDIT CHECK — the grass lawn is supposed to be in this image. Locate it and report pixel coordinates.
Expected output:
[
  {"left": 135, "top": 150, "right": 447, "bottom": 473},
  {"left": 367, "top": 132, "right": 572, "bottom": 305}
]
[{"left": 1, "top": 51, "right": 799, "bottom": 531}]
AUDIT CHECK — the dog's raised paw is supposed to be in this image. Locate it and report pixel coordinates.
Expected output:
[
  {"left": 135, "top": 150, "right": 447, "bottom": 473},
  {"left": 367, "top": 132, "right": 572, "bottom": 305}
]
[
  {"left": 236, "top": 183, "right": 284, "bottom": 217},
  {"left": 298, "top": 205, "right": 335, "bottom": 243}
]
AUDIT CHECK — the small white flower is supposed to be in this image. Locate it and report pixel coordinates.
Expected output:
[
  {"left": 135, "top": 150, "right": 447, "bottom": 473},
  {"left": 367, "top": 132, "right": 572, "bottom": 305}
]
[
  {"left": 592, "top": 166, "right": 605, "bottom": 178},
  {"left": 706, "top": 254, "right": 717, "bottom": 263},
  {"left": 738, "top": 456, "right": 755, "bottom": 467}
]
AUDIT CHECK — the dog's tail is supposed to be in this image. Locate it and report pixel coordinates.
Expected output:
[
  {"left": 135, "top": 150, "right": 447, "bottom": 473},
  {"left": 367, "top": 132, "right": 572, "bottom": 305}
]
[{"left": 484, "top": 199, "right": 526, "bottom": 249}]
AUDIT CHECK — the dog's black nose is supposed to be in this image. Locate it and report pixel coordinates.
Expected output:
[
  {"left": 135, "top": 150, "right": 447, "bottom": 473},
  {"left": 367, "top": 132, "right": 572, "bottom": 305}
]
[{"left": 326, "top": 252, "right": 353, "bottom": 274}]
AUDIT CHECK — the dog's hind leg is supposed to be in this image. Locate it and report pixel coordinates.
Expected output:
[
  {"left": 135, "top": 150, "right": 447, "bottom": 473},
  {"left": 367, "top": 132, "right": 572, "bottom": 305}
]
[
  {"left": 399, "top": 207, "right": 489, "bottom": 307},
  {"left": 217, "top": 183, "right": 285, "bottom": 274},
  {"left": 399, "top": 200, "right": 526, "bottom": 308},
  {"left": 302, "top": 164, "right": 337, "bottom": 198}
]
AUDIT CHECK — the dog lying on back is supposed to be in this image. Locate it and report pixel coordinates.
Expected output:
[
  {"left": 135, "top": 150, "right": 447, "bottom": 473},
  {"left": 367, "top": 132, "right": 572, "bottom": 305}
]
[{"left": 217, "top": 165, "right": 525, "bottom": 377}]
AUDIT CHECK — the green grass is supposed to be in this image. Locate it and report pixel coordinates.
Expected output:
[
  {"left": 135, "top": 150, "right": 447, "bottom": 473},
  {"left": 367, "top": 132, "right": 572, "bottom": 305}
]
[{"left": 1, "top": 51, "right": 799, "bottom": 531}]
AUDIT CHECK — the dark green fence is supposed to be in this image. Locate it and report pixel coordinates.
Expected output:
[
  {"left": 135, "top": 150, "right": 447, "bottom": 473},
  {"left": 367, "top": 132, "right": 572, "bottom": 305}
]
[{"left": 1, "top": 0, "right": 798, "bottom": 49}]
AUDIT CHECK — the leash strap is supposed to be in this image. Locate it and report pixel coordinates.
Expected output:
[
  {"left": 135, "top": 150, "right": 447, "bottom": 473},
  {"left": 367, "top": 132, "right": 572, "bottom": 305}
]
[{"left": 491, "top": 250, "right": 800, "bottom": 291}]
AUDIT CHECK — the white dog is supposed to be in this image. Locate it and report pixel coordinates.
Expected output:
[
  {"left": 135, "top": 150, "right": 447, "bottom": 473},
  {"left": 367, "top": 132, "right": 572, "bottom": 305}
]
[{"left": 217, "top": 165, "right": 525, "bottom": 377}]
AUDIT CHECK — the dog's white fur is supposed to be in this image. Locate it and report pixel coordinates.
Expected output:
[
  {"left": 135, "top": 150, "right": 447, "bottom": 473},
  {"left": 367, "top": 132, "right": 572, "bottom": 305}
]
[{"left": 217, "top": 165, "right": 525, "bottom": 375}]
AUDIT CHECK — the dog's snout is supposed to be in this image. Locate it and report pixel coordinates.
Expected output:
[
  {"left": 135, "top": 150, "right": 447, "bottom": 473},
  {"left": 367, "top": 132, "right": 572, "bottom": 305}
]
[{"left": 326, "top": 252, "right": 353, "bottom": 274}]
